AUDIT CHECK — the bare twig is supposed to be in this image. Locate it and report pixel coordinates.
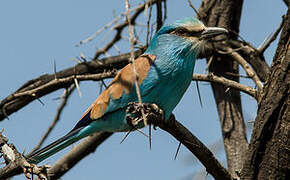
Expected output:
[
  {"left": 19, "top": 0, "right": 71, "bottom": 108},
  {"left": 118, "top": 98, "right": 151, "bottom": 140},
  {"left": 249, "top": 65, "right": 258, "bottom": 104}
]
[
  {"left": 218, "top": 47, "right": 263, "bottom": 95},
  {"left": 125, "top": 0, "right": 150, "bottom": 148},
  {"left": 192, "top": 73, "right": 257, "bottom": 99},
  {"left": 228, "top": 40, "right": 270, "bottom": 82},
  {"left": 258, "top": 15, "right": 286, "bottom": 54},
  {"left": 146, "top": 1, "right": 153, "bottom": 47},
  {"left": 156, "top": 0, "right": 163, "bottom": 31},
  {"left": 77, "top": 15, "right": 123, "bottom": 46},
  {"left": 93, "top": 0, "right": 164, "bottom": 59},
  {"left": 187, "top": 0, "right": 202, "bottom": 21},
  {"left": 28, "top": 85, "right": 76, "bottom": 155}
]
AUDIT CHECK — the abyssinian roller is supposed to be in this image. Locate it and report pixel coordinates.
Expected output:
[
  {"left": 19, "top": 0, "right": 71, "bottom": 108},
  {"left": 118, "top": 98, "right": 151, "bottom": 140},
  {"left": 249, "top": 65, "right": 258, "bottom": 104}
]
[{"left": 28, "top": 17, "right": 227, "bottom": 163}]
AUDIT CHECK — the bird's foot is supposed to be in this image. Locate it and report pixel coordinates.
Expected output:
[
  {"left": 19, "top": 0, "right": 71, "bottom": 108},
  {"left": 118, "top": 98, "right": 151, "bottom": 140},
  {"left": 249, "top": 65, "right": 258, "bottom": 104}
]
[
  {"left": 126, "top": 102, "right": 164, "bottom": 128},
  {"left": 23, "top": 163, "right": 50, "bottom": 180}
]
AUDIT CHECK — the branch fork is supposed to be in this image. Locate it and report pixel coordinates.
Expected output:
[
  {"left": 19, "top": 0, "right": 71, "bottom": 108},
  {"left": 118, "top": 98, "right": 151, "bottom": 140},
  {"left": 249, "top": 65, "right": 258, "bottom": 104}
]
[{"left": 0, "top": 132, "right": 49, "bottom": 179}]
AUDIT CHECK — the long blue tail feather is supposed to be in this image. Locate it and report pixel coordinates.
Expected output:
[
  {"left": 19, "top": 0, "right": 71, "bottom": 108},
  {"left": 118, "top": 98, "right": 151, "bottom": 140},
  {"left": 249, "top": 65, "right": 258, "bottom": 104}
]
[{"left": 27, "top": 127, "right": 84, "bottom": 164}]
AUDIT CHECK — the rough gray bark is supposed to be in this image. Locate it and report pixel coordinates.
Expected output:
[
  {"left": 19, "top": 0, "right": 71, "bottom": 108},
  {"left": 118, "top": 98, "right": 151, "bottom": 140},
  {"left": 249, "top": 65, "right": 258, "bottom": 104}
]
[
  {"left": 241, "top": 7, "right": 290, "bottom": 179},
  {"left": 198, "top": 0, "right": 248, "bottom": 177}
]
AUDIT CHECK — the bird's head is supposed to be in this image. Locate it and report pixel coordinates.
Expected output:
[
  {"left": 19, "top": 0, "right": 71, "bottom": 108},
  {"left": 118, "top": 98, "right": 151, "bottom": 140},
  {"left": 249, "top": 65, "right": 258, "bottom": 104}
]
[{"left": 146, "top": 17, "right": 228, "bottom": 58}]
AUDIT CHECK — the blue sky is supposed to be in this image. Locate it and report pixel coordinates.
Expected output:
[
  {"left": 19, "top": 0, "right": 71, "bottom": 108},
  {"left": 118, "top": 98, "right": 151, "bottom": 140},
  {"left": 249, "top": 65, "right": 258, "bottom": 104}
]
[{"left": 0, "top": 0, "right": 286, "bottom": 179}]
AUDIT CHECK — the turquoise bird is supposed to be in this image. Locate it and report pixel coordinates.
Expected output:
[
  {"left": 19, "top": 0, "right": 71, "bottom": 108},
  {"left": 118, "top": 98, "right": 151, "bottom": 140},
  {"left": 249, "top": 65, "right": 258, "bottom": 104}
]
[{"left": 28, "top": 17, "right": 227, "bottom": 163}]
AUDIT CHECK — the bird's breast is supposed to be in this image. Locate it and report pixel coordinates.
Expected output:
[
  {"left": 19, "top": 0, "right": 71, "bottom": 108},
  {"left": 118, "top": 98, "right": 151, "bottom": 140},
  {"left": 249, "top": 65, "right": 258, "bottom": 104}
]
[{"left": 141, "top": 56, "right": 195, "bottom": 119}]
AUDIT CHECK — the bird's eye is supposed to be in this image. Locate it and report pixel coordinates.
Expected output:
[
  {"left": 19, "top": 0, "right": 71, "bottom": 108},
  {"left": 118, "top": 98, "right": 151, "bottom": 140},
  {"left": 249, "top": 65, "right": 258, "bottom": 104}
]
[{"left": 176, "top": 28, "right": 187, "bottom": 34}]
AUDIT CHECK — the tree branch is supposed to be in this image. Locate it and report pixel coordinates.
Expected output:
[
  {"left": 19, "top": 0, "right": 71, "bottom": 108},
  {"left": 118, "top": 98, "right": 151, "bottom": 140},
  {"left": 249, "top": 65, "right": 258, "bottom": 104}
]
[
  {"left": 156, "top": 0, "right": 163, "bottom": 31},
  {"left": 0, "top": 50, "right": 143, "bottom": 121},
  {"left": 192, "top": 73, "right": 257, "bottom": 99},
  {"left": 156, "top": 115, "right": 233, "bottom": 180},
  {"left": 125, "top": 103, "right": 233, "bottom": 180},
  {"left": 218, "top": 47, "right": 263, "bottom": 98},
  {"left": 47, "top": 132, "right": 112, "bottom": 179},
  {"left": 0, "top": 132, "right": 49, "bottom": 179},
  {"left": 228, "top": 40, "right": 270, "bottom": 82}
]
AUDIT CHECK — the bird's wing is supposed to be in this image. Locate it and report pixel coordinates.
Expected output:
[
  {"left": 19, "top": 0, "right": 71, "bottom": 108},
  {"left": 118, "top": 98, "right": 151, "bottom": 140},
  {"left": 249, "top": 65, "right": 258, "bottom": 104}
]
[{"left": 72, "top": 54, "right": 157, "bottom": 130}]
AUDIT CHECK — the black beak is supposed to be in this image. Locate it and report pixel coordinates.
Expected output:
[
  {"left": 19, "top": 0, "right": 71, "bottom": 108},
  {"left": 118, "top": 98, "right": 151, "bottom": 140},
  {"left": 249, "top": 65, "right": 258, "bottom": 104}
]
[{"left": 200, "top": 27, "right": 228, "bottom": 39}]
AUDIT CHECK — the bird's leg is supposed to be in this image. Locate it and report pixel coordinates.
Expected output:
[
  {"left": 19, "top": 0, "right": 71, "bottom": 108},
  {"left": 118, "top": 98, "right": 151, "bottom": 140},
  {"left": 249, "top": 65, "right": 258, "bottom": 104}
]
[{"left": 126, "top": 102, "right": 164, "bottom": 129}]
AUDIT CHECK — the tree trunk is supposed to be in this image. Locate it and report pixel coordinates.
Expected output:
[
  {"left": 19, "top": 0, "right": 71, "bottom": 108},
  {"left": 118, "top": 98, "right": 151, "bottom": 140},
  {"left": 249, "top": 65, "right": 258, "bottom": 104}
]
[
  {"left": 241, "top": 7, "right": 290, "bottom": 180},
  {"left": 198, "top": 0, "right": 248, "bottom": 178}
]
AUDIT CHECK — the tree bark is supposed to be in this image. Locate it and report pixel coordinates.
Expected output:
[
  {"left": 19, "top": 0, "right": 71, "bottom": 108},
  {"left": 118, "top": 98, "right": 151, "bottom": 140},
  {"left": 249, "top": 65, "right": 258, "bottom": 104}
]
[
  {"left": 241, "top": 7, "right": 290, "bottom": 179},
  {"left": 198, "top": 0, "right": 248, "bottom": 178}
]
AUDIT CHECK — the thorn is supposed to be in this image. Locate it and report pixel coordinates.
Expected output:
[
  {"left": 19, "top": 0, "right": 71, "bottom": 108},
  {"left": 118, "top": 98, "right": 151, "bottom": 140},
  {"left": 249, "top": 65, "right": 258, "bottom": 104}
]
[
  {"left": 174, "top": 142, "right": 182, "bottom": 160},
  {"left": 72, "top": 58, "right": 82, "bottom": 64},
  {"left": 195, "top": 81, "right": 203, "bottom": 108},
  {"left": 204, "top": 56, "right": 214, "bottom": 73},
  {"left": 149, "top": 124, "right": 152, "bottom": 150},
  {"left": 31, "top": 93, "right": 45, "bottom": 106},
  {"left": 36, "top": 98, "right": 45, "bottom": 106},
  {"left": 104, "top": 51, "right": 111, "bottom": 58},
  {"left": 80, "top": 52, "right": 87, "bottom": 62},
  {"left": 74, "top": 78, "right": 82, "bottom": 97},
  {"left": 120, "top": 130, "right": 132, "bottom": 144},
  {"left": 225, "top": 87, "right": 230, "bottom": 93},
  {"left": 53, "top": 60, "right": 57, "bottom": 80},
  {"left": 22, "top": 148, "right": 26, "bottom": 155},
  {"left": 101, "top": 79, "right": 108, "bottom": 89},
  {"left": 113, "top": 44, "right": 121, "bottom": 54},
  {"left": 135, "top": 128, "right": 148, "bottom": 138}
]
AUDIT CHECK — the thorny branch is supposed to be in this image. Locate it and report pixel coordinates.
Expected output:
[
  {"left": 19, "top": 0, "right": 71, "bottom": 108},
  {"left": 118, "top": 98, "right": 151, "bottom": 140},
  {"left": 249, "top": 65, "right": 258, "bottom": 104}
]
[
  {"left": 192, "top": 73, "right": 257, "bottom": 100},
  {"left": 125, "top": 102, "right": 233, "bottom": 180},
  {"left": 0, "top": 132, "right": 49, "bottom": 179},
  {"left": 0, "top": 50, "right": 133, "bottom": 121},
  {"left": 7, "top": 71, "right": 116, "bottom": 104}
]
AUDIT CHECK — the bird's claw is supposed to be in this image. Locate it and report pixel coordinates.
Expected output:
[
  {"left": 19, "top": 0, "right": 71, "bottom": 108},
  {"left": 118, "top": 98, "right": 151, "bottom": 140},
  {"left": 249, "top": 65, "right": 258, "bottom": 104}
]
[
  {"left": 23, "top": 162, "right": 49, "bottom": 180},
  {"left": 126, "top": 102, "right": 164, "bottom": 128}
]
